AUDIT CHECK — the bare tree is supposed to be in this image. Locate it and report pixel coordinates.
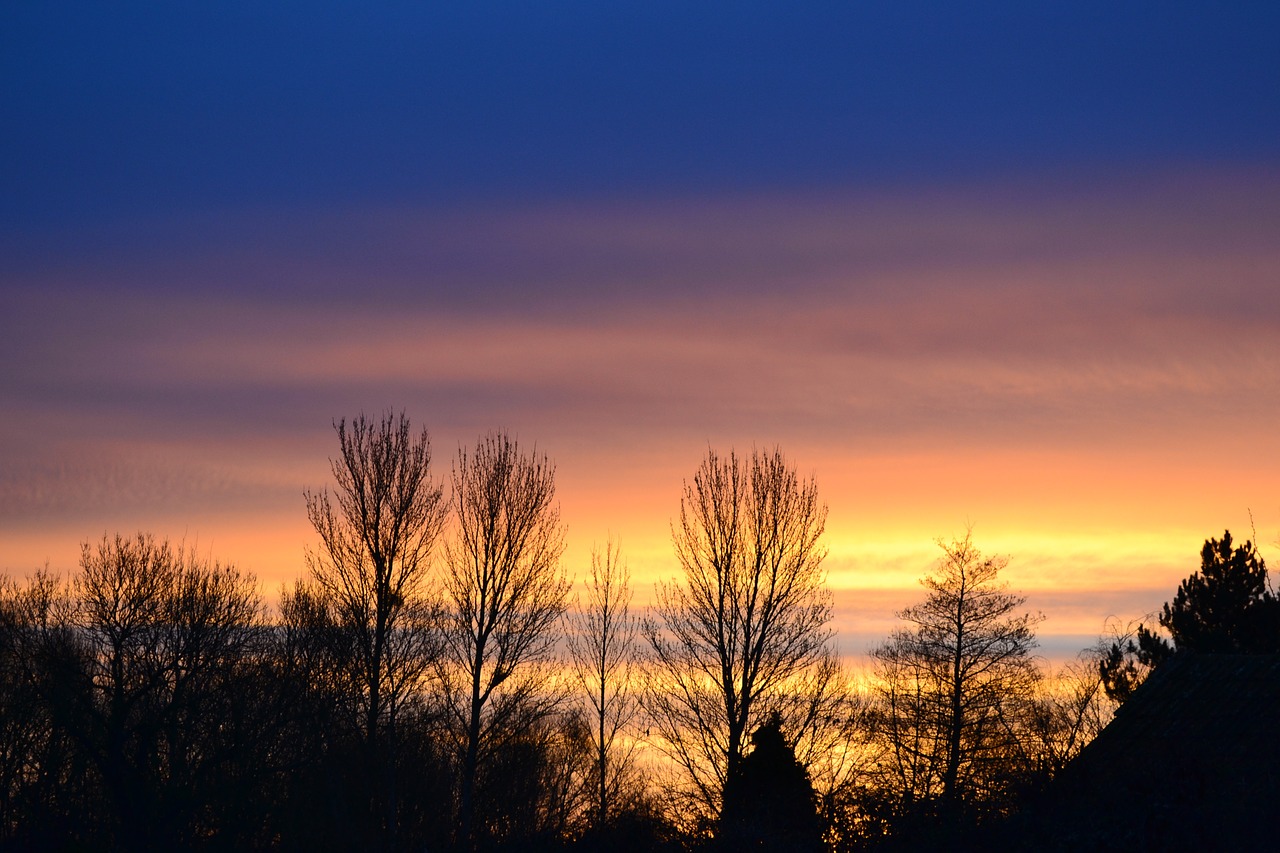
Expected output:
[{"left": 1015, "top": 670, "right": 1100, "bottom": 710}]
[
  {"left": 642, "top": 447, "right": 837, "bottom": 824},
  {"left": 303, "top": 412, "right": 447, "bottom": 843},
  {"left": 73, "top": 534, "right": 263, "bottom": 849},
  {"left": 438, "top": 431, "right": 569, "bottom": 846},
  {"left": 566, "top": 539, "right": 641, "bottom": 832},
  {"left": 304, "top": 412, "right": 447, "bottom": 745},
  {"left": 869, "top": 531, "right": 1041, "bottom": 824},
  {"left": 471, "top": 707, "right": 594, "bottom": 846},
  {"left": 1026, "top": 646, "right": 1116, "bottom": 776},
  {"left": 0, "top": 569, "right": 82, "bottom": 847}
]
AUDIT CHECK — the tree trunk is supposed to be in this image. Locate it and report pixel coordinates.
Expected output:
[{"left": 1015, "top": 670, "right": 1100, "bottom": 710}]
[
  {"left": 597, "top": 677, "right": 607, "bottom": 830},
  {"left": 943, "top": 589, "right": 966, "bottom": 809},
  {"left": 460, "top": 642, "right": 485, "bottom": 848}
]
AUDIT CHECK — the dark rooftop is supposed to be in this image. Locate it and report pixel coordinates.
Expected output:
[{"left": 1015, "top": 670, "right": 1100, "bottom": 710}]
[{"left": 1007, "top": 654, "right": 1280, "bottom": 852}]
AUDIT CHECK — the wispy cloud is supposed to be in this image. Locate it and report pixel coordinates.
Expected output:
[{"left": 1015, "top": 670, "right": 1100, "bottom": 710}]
[{"left": 3, "top": 169, "right": 1277, "bottom": 651}]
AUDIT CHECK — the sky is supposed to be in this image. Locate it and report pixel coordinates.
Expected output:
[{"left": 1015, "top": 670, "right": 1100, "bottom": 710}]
[{"left": 3, "top": 1, "right": 1279, "bottom": 662}]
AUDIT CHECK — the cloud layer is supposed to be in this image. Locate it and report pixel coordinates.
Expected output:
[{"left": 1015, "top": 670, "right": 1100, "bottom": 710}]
[{"left": 3, "top": 170, "right": 1278, "bottom": 658}]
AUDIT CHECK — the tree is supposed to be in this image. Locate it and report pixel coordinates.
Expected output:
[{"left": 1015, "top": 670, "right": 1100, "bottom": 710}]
[
  {"left": 869, "top": 532, "right": 1041, "bottom": 828},
  {"left": 642, "top": 447, "right": 838, "bottom": 826},
  {"left": 0, "top": 569, "right": 86, "bottom": 848},
  {"left": 0, "top": 543, "right": 291, "bottom": 851},
  {"left": 567, "top": 539, "right": 641, "bottom": 834},
  {"left": 302, "top": 411, "right": 448, "bottom": 841},
  {"left": 1094, "top": 619, "right": 1149, "bottom": 704},
  {"left": 438, "top": 431, "right": 569, "bottom": 847},
  {"left": 1100, "top": 530, "right": 1280, "bottom": 701},
  {"left": 72, "top": 534, "right": 263, "bottom": 850},
  {"left": 1145, "top": 530, "right": 1279, "bottom": 659},
  {"left": 719, "top": 712, "right": 825, "bottom": 853},
  {"left": 1025, "top": 647, "right": 1116, "bottom": 777},
  {"left": 470, "top": 707, "right": 594, "bottom": 847}
]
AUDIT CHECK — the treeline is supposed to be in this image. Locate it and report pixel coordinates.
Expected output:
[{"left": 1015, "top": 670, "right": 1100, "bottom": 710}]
[{"left": 0, "top": 412, "right": 1275, "bottom": 852}]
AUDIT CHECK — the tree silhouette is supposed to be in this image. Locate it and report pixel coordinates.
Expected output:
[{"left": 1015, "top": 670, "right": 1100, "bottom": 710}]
[
  {"left": 0, "top": 570, "right": 92, "bottom": 849},
  {"left": 642, "top": 447, "right": 840, "bottom": 826},
  {"left": 0, "top": 544, "right": 316, "bottom": 851},
  {"left": 1101, "top": 530, "right": 1280, "bottom": 701},
  {"left": 1152, "top": 530, "right": 1279, "bottom": 657},
  {"left": 567, "top": 539, "right": 641, "bottom": 833},
  {"left": 870, "top": 531, "right": 1041, "bottom": 829},
  {"left": 439, "top": 430, "right": 569, "bottom": 847},
  {"left": 39, "top": 535, "right": 267, "bottom": 851},
  {"left": 301, "top": 411, "right": 448, "bottom": 844},
  {"left": 719, "top": 711, "right": 824, "bottom": 852},
  {"left": 1025, "top": 648, "right": 1116, "bottom": 776}
]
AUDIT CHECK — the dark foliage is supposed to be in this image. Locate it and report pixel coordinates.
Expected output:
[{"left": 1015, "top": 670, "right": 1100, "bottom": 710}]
[
  {"left": 0, "top": 538, "right": 290, "bottom": 852},
  {"left": 0, "top": 542, "right": 572, "bottom": 853},
  {"left": 1154, "top": 531, "right": 1280, "bottom": 656},
  {"left": 720, "top": 712, "right": 824, "bottom": 853},
  {"left": 1101, "top": 530, "right": 1280, "bottom": 701},
  {"left": 573, "top": 798, "right": 682, "bottom": 853},
  {"left": 30, "top": 444, "right": 1280, "bottom": 851}
]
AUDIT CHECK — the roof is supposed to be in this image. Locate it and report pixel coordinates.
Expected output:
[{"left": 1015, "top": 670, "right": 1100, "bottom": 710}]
[{"left": 1007, "top": 654, "right": 1280, "bottom": 852}]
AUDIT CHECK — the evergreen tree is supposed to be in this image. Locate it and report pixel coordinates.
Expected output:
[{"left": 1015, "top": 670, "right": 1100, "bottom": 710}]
[
  {"left": 1102, "top": 530, "right": 1280, "bottom": 701},
  {"left": 720, "top": 711, "right": 824, "bottom": 853}
]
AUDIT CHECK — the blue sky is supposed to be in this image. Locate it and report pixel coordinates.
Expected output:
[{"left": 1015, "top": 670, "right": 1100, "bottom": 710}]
[{"left": 4, "top": 2, "right": 1278, "bottom": 233}]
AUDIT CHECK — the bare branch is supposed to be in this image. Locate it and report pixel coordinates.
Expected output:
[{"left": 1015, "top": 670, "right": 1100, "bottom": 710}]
[
  {"left": 641, "top": 447, "right": 841, "bottom": 823},
  {"left": 438, "top": 430, "right": 570, "bottom": 846}
]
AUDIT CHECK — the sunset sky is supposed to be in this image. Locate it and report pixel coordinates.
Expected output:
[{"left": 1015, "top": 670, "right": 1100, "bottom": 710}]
[{"left": 3, "top": 2, "right": 1279, "bottom": 661}]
